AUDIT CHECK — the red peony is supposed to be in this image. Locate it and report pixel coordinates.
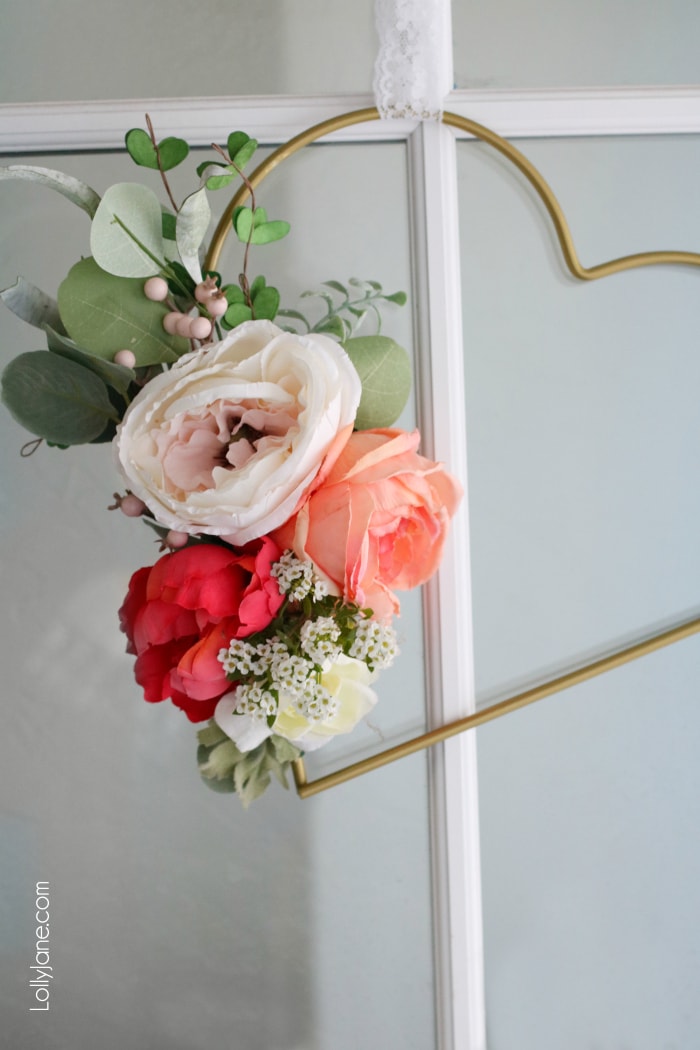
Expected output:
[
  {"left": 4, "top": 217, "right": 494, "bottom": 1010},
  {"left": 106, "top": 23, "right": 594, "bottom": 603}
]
[{"left": 119, "top": 537, "right": 284, "bottom": 721}]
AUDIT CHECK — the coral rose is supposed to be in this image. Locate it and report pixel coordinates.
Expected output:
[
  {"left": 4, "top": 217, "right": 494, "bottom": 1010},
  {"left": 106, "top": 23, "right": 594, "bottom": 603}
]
[
  {"left": 272, "top": 429, "right": 462, "bottom": 621},
  {"left": 114, "top": 319, "right": 361, "bottom": 544},
  {"left": 119, "top": 538, "right": 284, "bottom": 721}
]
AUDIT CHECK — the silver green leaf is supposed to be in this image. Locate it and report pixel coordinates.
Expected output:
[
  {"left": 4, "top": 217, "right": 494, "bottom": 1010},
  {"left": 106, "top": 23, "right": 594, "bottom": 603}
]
[
  {"left": 342, "top": 335, "right": 412, "bottom": 429},
  {"left": 1, "top": 350, "right": 117, "bottom": 445},
  {"left": 0, "top": 276, "right": 66, "bottom": 333},
  {"left": 0, "top": 165, "right": 100, "bottom": 217},
  {"left": 176, "top": 187, "right": 211, "bottom": 283},
  {"left": 90, "top": 182, "right": 165, "bottom": 277}
]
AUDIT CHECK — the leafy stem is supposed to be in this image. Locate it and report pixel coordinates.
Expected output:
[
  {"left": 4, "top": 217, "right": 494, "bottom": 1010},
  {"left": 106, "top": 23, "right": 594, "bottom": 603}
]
[
  {"left": 211, "top": 142, "right": 256, "bottom": 312},
  {"left": 146, "top": 113, "right": 179, "bottom": 214}
]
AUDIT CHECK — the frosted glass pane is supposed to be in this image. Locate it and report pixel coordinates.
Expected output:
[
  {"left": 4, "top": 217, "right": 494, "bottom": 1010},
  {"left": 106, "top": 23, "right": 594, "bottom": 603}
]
[
  {"left": 1, "top": 0, "right": 376, "bottom": 103},
  {"left": 459, "top": 135, "right": 700, "bottom": 1048},
  {"left": 453, "top": 0, "right": 700, "bottom": 88},
  {"left": 0, "top": 142, "right": 434, "bottom": 1049}
]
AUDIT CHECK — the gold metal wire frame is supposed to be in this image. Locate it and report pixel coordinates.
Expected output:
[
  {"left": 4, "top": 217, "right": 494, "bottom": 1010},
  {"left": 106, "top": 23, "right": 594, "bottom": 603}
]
[{"left": 204, "top": 108, "right": 700, "bottom": 798}]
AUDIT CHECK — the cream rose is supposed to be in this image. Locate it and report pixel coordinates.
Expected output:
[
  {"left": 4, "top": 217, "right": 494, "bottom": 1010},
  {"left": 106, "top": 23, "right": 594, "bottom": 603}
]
[
  {"left": 114, "top": 320, "right": 361, "bottom": 544},
  {"left": 214, "top": 655, "right": 378, "bottom": 753}
]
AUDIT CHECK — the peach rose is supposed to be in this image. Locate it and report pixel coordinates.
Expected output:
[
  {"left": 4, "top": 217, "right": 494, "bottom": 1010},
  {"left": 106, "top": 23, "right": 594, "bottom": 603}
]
[{"left": 272, "top": 429, "right": 462, "bottom": 620}]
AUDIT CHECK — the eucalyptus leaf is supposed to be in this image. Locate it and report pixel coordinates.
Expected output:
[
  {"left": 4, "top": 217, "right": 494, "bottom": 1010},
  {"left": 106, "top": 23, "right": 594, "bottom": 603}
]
[
  {"left": 161, "top": 211, "right": 177, "bottom": 241},
  {"left": 205, "top": 169, "right": 238, "bottom": 191},
  {"left": 0, "top": 165, "right": 100, "bottom": 217},
  {"left": 252, "top": 285, "right": 279, "bottom": 321},
  {"left": 44, "top": 325, "right": 134, "bottom": 398},
  {"left": 223, "top": 302, "right": 253, "bottom": 329},
  {"left": 230, "top": 138, "right": 257, "bottom": 170},
  {"left": 1, "top": 351, "right": 118, "bottom": 445},
  {"left": 196, "top": 160, "right": 226, "bottom": 178},
  {"left": 125, "top": 128, "right": 189, "bottom": 171},
  {"left": 342, "top": 335, "right": 412, "bottom": 429},
  {"left": 249, "top": 274, "right": 266, "bottom": 298},
  {"left": 58, "top": 257, "right": 185, "bottom": 365},
  {"left": 250, "top": 220, "right": 290, "bottom": 246},
  {"left": 224, "top": 284, "right": 246, "bottom": 305},
  {"left": 0, "top": 277, "right": 66, "bottom": 333},
  {"left": 90, "top": 182, "right": 165, "bottom": 277},
  {"left": 176, "top": 187, "right": 211, "bottom": 283},
  {"left": 226, "top": 131, "right": 250, "bottom": 158},
  {"left": 234, "top": 206, "right": 257, "bottom": 242}
]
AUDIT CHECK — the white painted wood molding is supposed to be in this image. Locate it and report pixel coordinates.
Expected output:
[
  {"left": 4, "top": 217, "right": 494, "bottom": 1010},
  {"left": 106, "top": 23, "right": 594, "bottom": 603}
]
[
  {"left": 1, "top": 87, "right": 700, "bottom": 154},
  {"left": 410, "top": 121, "right": 486, "bottom": 1050}
]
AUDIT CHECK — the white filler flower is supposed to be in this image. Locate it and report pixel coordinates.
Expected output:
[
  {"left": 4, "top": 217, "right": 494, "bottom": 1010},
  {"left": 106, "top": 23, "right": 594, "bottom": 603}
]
[
  {"left": 215, "top": 654, "right": 379, "bottom": 753},
  {"left": 114, "top": 320, "right": 361, "bottom": 544}
]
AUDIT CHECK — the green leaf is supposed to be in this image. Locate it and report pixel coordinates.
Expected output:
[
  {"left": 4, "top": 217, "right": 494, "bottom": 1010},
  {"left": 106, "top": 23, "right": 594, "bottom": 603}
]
[
  {"left": 250, "top": 220, "right": 290, "bottom": 245},
  {"left": 226, "top": 131, "right": 250, "bottom": 159},
  {"left": 323, "top": 280, "right": 348, "bottom": 295},
  {"left": 342, "top": 335, "right": 412, "bottom": 429},
  {"left": 1, "top": 351, "right": 117, "bottom": 445},
  {"left": 44, "top": 325, "right": 134, "bottom": 399},
  {"left": 223, "top": 302, "right": 253, "bottom": 329},
  {"left": 196, "top": 160, "right": 226, "bottom": 178},
  {"left": 315, "top": 315, "right": 346, "bottom": 340},
  {"left": 125, "top": 128, "right": 189, "bottom": 171},
  {"left": 0, "top": 277, "right": 67, "bottom": 333},
  {"left": 166, "top": 260, "right": 196, "bottom": 301},
  {"left": 90, "top": 182, "right": 165, "bottom": 277},
  {"left": 176, "top": 187, "right": 211, "bottom": 283},
  {"left": 157, "top": 137, "right": 190, "bottom": 171},
  {"left": 0, "top": 165, "right": 100, "bottom": 217},
  {"left": 234, "top": 206, "right": 259, "bottom": 242},
  {"left": 223, "top": 284, "right": 246, "bottom": 304},
  {"left": 386, "top": 290, "right": 407, "bottom": 305},
  {"left": 197, "top": 722, "right": 228, "bottom": 749},
  {"left": 205, "top": 169, "right": 238, "bottom": 191},
  {"left": 231, "top": 138, "right": 258, "bottom": 170},
  {"left": 58, "top": 257, "right": 186, "bottom": 366},
  {"left": 252, "top": 284, "right": 279, "bottom": 321},
  {"left": 276, "top": 308, "right": 309, "bottom": 329},
  {"left": 249, "top": 274, "right": 266, "bottom": 298},
  {"left": 161, "top": 211, "right": 177, "bottom": 241}
]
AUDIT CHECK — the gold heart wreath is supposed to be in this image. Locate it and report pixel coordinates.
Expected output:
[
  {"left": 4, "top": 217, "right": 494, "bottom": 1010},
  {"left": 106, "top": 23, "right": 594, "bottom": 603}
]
[{"left": 205, "top": 108, "right": 700, "bottom": 797}]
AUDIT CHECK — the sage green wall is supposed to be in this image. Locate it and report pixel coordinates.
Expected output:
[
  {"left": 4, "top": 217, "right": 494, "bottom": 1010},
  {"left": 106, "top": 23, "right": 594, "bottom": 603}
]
[
  {"left": 461, "top": 133, "right": 700, "bottom": 1049},
  {"left": 0, "top": 0, "right": 376, "bottom": 103}
]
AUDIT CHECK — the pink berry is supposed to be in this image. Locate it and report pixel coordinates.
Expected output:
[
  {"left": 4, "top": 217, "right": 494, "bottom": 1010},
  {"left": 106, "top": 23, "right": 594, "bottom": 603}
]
[
  {"left": 166, "top": 530, "right": 189, "bottom": 549},
  {"left": 114, "top": 349, "right": 137, "bottom": 368},
  {"left": 163, "top": 311, "right": 182, "bottom": 335},
  {"left": 144, "top": 276, "right": 169, "bottom": 301},
  {"left": 176, "top": 315, "right": 193, "bottom": 338},
  {"left": 120, "top": 494, "right": 146, "bottom": 517},
  {"left": 207, "top": 295, "right": 228, "bottom": 319},
  {"left": 190, "top": 316, "right": 213, "bottom": 340},
  {"left": 194, "top": 276, "right": 218, "bottom": 303}
]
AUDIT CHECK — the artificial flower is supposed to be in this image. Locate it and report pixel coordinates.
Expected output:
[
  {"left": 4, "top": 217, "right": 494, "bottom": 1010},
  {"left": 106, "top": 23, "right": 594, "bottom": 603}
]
[
  {"left": 272, "top": 428, "right": 462, "bottom": 620},
  {"left": 119, "top": 537, "right": 284, "bottom": 721},
  {"left": 214, "top": 654, "right": 379, "bottom": 752},
  {"left": 114, "top": 319, "right": 361, "bottom": 544}
]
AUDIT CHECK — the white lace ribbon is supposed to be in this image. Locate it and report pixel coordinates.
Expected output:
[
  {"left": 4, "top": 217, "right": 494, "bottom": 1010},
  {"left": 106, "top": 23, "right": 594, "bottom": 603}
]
[{"left": 373, "top": 0, "right": 451, "bottom": 120}]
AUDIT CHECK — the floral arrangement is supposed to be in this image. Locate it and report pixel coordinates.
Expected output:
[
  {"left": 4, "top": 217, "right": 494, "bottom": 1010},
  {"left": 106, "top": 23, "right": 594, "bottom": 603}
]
[{"left": 0, "top": 120, "right": 461, "bottom": 805}]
